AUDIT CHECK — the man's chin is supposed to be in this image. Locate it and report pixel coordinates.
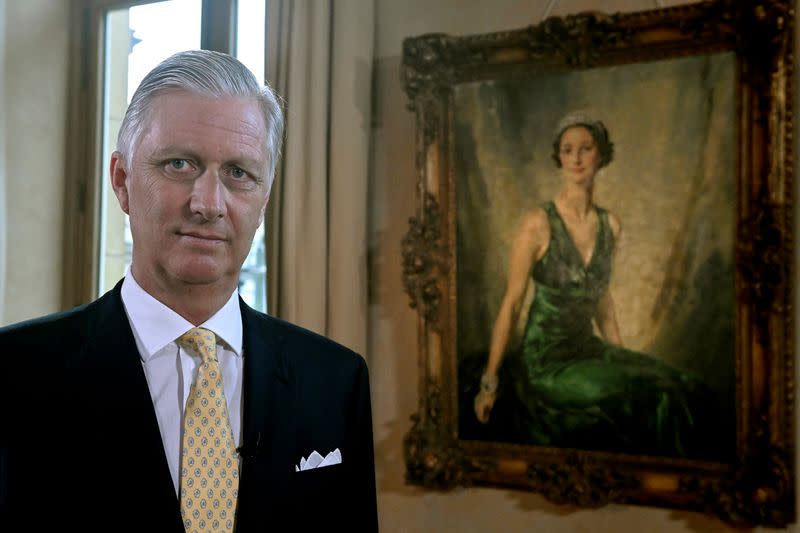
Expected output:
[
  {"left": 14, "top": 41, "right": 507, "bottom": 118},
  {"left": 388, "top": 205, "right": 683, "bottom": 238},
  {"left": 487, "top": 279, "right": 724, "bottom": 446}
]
[
  {"left": 177, "top": 274, "right": 225, "bottom": 285},
  {"left": 170, "top": 261, "right": 233, "bottom": 286}
]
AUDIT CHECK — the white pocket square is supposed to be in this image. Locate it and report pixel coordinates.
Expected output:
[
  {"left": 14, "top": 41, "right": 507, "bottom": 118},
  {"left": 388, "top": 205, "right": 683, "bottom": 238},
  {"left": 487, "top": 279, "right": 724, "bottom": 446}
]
[{"left": 295, "top": 448, "right": 342, "bottom": 471}]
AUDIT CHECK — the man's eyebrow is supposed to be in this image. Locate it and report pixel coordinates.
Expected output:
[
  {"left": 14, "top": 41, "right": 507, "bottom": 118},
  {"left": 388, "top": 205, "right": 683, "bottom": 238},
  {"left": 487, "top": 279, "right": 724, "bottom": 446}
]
[
  {"left": 147, "top": 146, "right": 201, "bottom": 161},
  {"left": 147, "top": 147, "right": 263, "bottom": 169}
]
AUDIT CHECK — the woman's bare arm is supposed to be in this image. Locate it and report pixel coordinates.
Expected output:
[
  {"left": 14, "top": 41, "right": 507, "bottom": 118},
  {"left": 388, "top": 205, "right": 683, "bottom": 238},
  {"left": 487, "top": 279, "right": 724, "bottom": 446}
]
[
  {"left": 475, "top": 209, "right": 548, "bottom": 424},
  {"left": 483, "top": 210, "right": 548, "bottom": 377},
  {"left": 595, "top": 291, "right": 622, "bottom": 345},
  {"left": 595, "top": 210, "right": 623, "bottom": 346}
]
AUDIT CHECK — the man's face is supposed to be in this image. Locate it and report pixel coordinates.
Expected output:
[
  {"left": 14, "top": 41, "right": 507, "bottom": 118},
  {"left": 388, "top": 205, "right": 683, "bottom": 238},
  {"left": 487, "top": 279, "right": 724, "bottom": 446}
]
[{"left": 111, "top": 91, "right": 270, "bottom": 295}]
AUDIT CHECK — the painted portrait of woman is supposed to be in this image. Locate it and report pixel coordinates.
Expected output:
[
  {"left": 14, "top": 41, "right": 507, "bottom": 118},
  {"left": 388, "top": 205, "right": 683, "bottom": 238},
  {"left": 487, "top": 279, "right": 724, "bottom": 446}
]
[{"left": 456, "top": 54, "right": 737, "bottom": 461}]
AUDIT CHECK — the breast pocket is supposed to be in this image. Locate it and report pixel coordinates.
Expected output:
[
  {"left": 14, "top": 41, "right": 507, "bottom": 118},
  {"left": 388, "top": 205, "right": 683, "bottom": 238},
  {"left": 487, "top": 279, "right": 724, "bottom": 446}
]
[
  {"left": 293, "top": 462, "right": 344, "bottom": 489},
  {"left": 290, "top": 463, "right": 349, "bottom": 519}
]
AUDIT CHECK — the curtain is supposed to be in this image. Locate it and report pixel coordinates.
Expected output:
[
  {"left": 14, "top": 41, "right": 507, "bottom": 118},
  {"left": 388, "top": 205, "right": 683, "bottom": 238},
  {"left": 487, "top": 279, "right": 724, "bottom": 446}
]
[{"left": 265, "top": 0, "right": 374, "bottom": 356}]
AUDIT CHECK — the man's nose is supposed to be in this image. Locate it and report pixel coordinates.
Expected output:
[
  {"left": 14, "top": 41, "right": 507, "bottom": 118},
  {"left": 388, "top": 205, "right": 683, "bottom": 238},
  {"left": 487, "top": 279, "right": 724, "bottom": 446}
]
[{"left": 190, "top": 170, "right": 227, "bottom": 220}]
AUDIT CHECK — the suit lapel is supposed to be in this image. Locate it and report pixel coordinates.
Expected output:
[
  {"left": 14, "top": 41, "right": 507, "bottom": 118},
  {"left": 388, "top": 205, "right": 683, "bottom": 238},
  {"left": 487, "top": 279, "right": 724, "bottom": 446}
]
[
  {"left": 238, "top": 302, "right": 295, "bottom": 526},
  {"left": 74, "top": 283, "right": 181, "bottom": 527}
]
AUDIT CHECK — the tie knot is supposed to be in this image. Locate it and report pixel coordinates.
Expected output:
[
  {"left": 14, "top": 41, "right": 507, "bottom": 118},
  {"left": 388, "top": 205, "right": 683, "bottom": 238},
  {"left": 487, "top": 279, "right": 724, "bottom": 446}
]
[{"left": 178, "top": 327, "right": 217, "bottom": 362}]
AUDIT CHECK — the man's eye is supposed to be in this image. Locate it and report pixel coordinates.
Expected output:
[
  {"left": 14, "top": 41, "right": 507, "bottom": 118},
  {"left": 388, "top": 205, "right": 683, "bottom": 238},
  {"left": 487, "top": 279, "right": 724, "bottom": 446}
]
[
  {"left": 169, "top": 159, "right": 188, "bottom": 170},
  {"left": 230, "top": 166, "right": 246, "bottom": 179}
]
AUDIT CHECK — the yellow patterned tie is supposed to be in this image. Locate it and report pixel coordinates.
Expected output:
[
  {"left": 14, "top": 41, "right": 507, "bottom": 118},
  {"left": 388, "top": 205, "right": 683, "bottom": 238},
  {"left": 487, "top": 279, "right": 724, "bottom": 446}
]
[{"left": 178, "top": 327, "right": 239, "bottom": 533}]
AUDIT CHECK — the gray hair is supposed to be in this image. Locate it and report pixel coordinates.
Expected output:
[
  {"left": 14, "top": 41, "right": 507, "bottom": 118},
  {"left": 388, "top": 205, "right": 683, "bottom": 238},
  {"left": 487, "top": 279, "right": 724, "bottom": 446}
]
[{"left": 116, "top": 49, "right": 284, "bottom": 187}]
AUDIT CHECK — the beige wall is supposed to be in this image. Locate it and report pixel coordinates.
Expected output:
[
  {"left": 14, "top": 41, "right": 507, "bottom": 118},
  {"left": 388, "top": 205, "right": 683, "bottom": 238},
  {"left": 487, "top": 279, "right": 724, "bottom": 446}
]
[
  {"left": 2, "top": 0, "right": 68, "bottom": 325},
  {"left": 368, "top": 0, "right": 799, "bottom": 531},
  {"left": 0, "top": 0, "right": 6, "bottom": 325}
]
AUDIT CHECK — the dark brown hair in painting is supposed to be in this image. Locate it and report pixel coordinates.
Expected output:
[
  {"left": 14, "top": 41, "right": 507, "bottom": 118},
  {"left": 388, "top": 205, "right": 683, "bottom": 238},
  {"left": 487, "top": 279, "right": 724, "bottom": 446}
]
[{"left": 551, "top": 111, "right": 614, "bottom": 169}]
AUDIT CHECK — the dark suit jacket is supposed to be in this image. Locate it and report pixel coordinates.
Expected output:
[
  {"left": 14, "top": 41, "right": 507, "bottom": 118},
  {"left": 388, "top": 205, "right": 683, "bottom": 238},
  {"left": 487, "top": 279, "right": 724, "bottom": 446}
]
[{"left": 0, "top": 281, "right": 378, "bottom": 532}]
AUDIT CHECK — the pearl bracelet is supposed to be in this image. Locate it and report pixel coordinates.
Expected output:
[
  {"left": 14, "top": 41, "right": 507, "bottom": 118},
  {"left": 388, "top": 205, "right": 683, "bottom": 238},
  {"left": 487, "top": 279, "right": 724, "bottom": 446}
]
[{"left": 480, "top": 373, "right": 499, "bottom": 394}]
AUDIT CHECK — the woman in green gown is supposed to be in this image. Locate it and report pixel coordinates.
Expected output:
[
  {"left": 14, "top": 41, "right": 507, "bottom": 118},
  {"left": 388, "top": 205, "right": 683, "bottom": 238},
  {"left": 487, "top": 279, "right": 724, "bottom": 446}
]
[{"left": 473, "top": 112, "right": 711, "bottom": 458}]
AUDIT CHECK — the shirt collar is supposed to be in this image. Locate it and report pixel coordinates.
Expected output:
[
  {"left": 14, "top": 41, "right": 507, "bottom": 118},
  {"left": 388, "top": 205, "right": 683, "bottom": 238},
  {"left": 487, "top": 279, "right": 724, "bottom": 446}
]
[{"left": 120, "top": 270, "right": 243, "bottom": 362}]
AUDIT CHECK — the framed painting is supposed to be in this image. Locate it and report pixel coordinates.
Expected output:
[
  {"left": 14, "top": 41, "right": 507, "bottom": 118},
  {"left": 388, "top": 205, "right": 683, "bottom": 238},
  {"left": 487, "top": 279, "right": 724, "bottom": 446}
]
[{"left": 400, "top": 0, "right": 795, "bottom": 527}]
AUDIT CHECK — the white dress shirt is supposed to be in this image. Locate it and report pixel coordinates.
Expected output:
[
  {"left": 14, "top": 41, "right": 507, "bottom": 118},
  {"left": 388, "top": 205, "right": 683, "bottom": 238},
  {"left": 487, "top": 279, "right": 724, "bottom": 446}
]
[{"left": 120, "top": 271, "right": 244, "bottom": 495}]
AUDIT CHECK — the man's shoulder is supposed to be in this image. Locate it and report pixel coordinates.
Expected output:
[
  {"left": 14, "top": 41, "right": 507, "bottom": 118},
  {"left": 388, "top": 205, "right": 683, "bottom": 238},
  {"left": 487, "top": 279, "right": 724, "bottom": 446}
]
[
  {"left": 0, "top": 303, "right": 90, "bottom": 342},
  {"left": 0, "top": 290, "right": 116, "bottom": 350},
  {"left": 244, "top": 308, "right": 365, "bottom": 370},
  {"left": 0, "top": 303, "right": 101, "bottom": 384}
]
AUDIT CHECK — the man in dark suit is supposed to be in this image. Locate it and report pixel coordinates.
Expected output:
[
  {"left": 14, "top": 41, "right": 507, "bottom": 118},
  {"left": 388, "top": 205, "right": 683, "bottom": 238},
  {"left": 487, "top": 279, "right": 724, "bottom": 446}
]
[{"left": 0, "top": 50, "right": 377, "bottom": 532}]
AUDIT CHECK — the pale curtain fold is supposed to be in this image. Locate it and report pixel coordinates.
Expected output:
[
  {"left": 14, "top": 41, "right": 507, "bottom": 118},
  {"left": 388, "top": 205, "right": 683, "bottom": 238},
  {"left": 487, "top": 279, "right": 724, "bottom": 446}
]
[{"left": 265, "top": 0, "right": 374, "bottom": 355}]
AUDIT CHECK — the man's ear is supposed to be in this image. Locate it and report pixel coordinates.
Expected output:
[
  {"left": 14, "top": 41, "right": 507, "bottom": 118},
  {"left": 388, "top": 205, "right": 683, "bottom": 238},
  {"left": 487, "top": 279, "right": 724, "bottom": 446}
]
[
  {"left": 258, "top": 190, "right": 270, "bottom": 225},
  {"left": 110, "top": 151, "right": 130, "bottom": 214}
]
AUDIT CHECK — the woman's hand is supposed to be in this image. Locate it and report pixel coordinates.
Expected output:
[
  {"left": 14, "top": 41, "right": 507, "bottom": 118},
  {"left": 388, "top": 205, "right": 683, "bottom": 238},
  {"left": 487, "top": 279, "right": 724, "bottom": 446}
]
[
  {"left": 474, "top": 389, "right": 497, "bottom": 424},
  {"left": 474, "top": 373, "right": 499, "bottom": 424}
]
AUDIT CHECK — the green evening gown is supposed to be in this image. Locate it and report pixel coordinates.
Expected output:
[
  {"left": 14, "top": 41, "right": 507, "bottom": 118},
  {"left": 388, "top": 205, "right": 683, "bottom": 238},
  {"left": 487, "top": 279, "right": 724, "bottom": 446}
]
[{"left": 508, "top": 201, "right": 712, "bottom": 458}]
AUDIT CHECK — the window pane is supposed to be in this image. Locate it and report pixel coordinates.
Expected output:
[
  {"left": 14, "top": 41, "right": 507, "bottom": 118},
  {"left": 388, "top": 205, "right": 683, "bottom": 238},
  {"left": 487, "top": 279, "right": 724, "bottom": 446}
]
[
  {"left": 99, "top": 0, "right": 202, "bottom": 296},
  {"left": 126, "top": 1, "right": 203, "bottom": 98},
  {"left": 235, "top": 0, "right": 268, "bottom": 312},
  {"left": 235, "top": 0, "right": 266, "bottom": 83}
]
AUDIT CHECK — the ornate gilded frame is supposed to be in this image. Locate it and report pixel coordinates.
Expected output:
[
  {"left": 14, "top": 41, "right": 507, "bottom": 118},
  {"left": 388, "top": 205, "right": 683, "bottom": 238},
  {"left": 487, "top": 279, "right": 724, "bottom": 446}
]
[{"left": 400, "top": 0, "right": 795, "bottom": 526}]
